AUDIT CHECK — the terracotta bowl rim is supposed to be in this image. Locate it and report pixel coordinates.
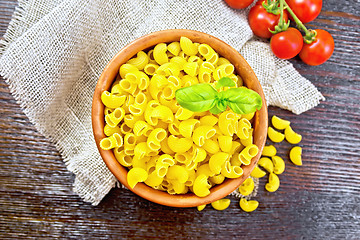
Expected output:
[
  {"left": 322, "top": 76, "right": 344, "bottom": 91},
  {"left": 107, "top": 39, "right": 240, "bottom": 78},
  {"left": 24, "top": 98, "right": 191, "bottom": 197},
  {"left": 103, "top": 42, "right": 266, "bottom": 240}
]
[{"left": 92, "top": 29, "right": 268, "bottom": 208}]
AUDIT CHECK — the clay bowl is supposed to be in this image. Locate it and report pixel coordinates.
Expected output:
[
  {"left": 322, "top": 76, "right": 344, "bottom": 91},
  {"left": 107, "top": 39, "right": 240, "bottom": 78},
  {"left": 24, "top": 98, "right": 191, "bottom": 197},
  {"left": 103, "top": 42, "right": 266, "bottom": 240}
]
[{"left": 92, "top": 29, "right": 268, "bottom": 207}]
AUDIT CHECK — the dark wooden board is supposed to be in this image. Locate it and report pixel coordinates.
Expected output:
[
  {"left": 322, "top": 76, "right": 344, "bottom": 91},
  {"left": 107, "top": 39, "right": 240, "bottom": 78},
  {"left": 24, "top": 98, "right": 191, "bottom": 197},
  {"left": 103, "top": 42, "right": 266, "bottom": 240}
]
[{"left": 1, "top": 0, "right": 359, "bottom": 238}]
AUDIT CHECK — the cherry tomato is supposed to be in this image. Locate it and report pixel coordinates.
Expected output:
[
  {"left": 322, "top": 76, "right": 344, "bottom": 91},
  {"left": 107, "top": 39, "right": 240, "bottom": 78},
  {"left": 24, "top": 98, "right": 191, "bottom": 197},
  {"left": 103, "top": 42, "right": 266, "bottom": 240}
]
[
  {"left": 248, "top": 0, "right": 288, "bottom": 39},
  {"left": 224, "top": 0, "right": 254, "bottom": 9},
  {"left": 299, "top": 29, "right": 334, "bottom": 66},
  {"left": 270, "top": 28, "right": 303, "bottom": 59},
  {"left": 286, "top": 0, "right": 322, "bottom": 24}
]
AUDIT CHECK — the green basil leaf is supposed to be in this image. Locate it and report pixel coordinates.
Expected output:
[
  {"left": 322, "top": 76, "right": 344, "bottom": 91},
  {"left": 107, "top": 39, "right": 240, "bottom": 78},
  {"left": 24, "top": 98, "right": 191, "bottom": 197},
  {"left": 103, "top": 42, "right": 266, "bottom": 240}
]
[
  {"left": 223, "top": 87, "right": 262, "bottom": 114},
  {"left": 215, "top": 77, "right": 236, "bottom": 89},
  {"left": 209, "top": 105, "right": 222, "bottom": 114},
  {"left": 216, "top": 99, "right": 228, "bottom": 112},
  {"left": 175, "top": 83, "right": 218, "bottom": 112}
]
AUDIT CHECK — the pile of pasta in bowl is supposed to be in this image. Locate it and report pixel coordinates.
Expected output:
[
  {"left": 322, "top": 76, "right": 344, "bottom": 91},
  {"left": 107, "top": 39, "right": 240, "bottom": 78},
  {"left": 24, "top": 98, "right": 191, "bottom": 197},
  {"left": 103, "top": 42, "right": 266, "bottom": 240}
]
[{"left": 99, "top": 36, "right": 262, "bottom": 198}]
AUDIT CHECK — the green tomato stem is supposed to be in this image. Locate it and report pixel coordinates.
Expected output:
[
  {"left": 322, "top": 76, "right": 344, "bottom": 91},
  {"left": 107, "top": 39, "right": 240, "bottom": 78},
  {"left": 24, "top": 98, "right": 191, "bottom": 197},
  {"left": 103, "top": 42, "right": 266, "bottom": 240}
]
[
  {"left": 279, "top": 0, "right": 284, "bottom": 26},
  {"left": 280, "top": 0, "right": 316, "bottom": 43}
]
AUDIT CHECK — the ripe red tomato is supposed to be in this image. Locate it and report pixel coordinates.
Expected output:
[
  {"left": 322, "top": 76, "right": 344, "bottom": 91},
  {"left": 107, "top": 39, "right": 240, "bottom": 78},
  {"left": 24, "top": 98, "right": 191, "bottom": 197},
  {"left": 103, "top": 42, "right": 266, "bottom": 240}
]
[
  {"left": 224, "top": 0, "right": 254, "bottom": 9},
  {"left": 248, "top": 0, "right": 288, "bottom": 39},
  {"left": 270, "top": 28, "right": 303, "bottom": 59},
  {"left": 299, "top": 29, "right": 334, "bottom": 66},
  {"left": 286, "top": 0, "right": 322, "bottom": 24}
]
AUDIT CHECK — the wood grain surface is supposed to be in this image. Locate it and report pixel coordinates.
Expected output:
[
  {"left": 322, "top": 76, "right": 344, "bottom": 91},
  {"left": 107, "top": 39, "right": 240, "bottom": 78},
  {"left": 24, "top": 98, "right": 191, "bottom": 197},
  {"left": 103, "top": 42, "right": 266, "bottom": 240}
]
[{"left": 0, "top": 0, "right": 359, "bottom": 239}]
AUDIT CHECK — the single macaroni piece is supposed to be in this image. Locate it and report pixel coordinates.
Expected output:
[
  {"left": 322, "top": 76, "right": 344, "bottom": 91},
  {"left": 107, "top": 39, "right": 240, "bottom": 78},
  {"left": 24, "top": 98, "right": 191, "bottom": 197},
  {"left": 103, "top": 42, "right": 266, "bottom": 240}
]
[
  {"left": 143, "top": 63, "right": 159, "bottom": 76},
  {"left": 213, "top": 63, "right": 234, "bottom": 81},
  {"left": 185, "top": 170, "right": 196, "bottom": 186},
  {"left": 272, "top": 155, "right": 285, "bottom": 175},
  {"left": 104, "top": 124, "right": 121, "bottom": 137},
  {"left": 167, "top": 165, "right": 189, "bottom": 183},
  {"left": 203, "top": 139, "right": 220, "bottom": 154},
  {"left": 183, "top": 62, "right": 199, "bottom": 77},
  {"left": 241, "top": 112, "right": 255, "bottom": 121},
  {"left": 193, "top": 174, "right": 211, "bottom": 197},
  {"left": 289, "top": 146, "right": 302, "bottom": 166},
  {"left": 127, "top": 51, "right": 149, "bottom": 70},
  {"left": 124, "top": 133, "right": 137, "bottom": 150},
  {"left": 211, "top": 198, "right": 231, "bottom": 211},
  {"left": 153, "top": 43, "right": 168, "bottom": 65},
  {"left": 239, "top": 198, "right": 259, "bottom": 212},
  {"left": 147, "top": 128, "right": 167, "bottom": 151},
  {"left": 199, "top": 115, "right": 218, "bottom": 126},
  {"left": 237, "top": 119, "right": 251, "bottom": 139},
  {"left": 250, "top": 165, "right": 266, "bottom": 178},
  {"left": 134, "top": 71, "right": 150, "bottom": 90},
  {"left": 197, "top": 204, "right": 206, "bottom": 211},
  {"left": 241, "top": 144, "right": 259, "bottom": 160},
  {"left": 124, "top": 114, "right": 143, "bottom": 129},
  {"left": 119, "top": 63, "right": 138, "bottom": 79},
  {"left": 171, "top": 56, "right": 187, "bottom": 70},
  {"left": 101, "top": 91, "right": 127, "bottom": 109},
  {"left": 239, "top": 178, "right": 255, "bottom": 196},
  {"left": 217, "top": 57, "right": 230, "bottom": 66},
  {"left": 152, "top": 105, "right": 174, "bottom": 123},
  {"left": 100, "top": 37, "right": 260, "bottom": 196},
  {"left": 261, "top": 145, "right": 277, "bottom": 157},
  {"left": 114, "top": 148, "right": 132, "bottom": 167},
  {"left": 265, "top": 172, "right": 280, "bottom": 192},
  {"left": 198, "top": 44, "right": 218, "bottom": 65},
  {"left": 127, "top": 167, "right": 148, "bottom": 189},
  {"left": 192, "top": 147, "right": 207, "bottom": 163},
  {"left": 119, "top": 78, "right": 137, "bottom": 95},
  {"left": 221, "top": 161, "right": 243, "bottom": 178},
  {"left": 175, "top": 107, "right": 194, "bottom": 120},
  {"left": 167, "top": 41, "right": 181, "bottom": 56},
  {"left": 145, "top": 171, "right": 163, "bottom": 188},
  {"left": 133, "top": 121, "right": 153, "bottom": 137},
  {"left": 100, "top": 133, "right": 123, "bottom": 150},
  {"left": 218, "top": 135, "right": 233, "bottom": 152},
  {"left": 197, "top": 164, "right": 215, "bottom": 177},
  {"left": 240, "top": 129, "right": 253, "bottom": 147},
  {"left": 198, "top": 66, "right": 212, "bottom": 83},
  {"left": 229, "top": 141, "right": 242, "bottom": 155},
  {"left": 134, "top": 142, "right": 148, "bottom": 159},
  {"left": 268, "top": 126, "right": 285, "bottom": 143},
  {"left": 192, "top": 125, "right": 216, "bottom": 147},
  {"left": 156, "top": 62, "right": 181, "bottom": 77},
  {"left": 257, "top": 157, "right": 274, "bottom": 173},
  {"left": 209, "top": 152, "right": 230, "bottom": 175},
  {"left": 272, "top": 115, "right": 290, "bottom": 130},
  {"left": 179, "top": 119, "right": 200, "bottom": 138},
  {"left": 132, "top": 156, "right": 147, "bottom": 170},
  {"left": 180, "top": 36, "right": 198, "bottom": 56},
  {"left": 219, "top": 111, "right": 237, "bottom": 136},
  {"left": 209, "top": 174, "right": 225, "bottom": 185},
  {"left": 284, "top": 126, "right": 302, "bottom": 144}
]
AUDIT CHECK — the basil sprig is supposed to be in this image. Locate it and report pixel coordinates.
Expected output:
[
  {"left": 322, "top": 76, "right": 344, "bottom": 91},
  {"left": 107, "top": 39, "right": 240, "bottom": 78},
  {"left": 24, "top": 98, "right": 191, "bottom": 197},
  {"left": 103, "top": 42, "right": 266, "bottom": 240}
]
[{"left": 175, "top": 77, "right": 262, "bottom": 115}]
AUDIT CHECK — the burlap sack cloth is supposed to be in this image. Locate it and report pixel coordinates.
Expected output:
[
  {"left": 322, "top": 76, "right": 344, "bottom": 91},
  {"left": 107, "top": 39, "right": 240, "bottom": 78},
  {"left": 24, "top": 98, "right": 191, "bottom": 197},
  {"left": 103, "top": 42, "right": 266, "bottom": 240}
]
[{"left": 0, "top": 0, "right": 324, "bottom": 205}]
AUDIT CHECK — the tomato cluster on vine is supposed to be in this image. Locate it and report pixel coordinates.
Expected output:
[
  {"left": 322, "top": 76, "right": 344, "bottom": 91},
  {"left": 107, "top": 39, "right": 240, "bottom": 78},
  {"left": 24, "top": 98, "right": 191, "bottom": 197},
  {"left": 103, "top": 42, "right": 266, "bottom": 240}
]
[{"left": 224, "top": 0, "right": 334, "bottom": 66}]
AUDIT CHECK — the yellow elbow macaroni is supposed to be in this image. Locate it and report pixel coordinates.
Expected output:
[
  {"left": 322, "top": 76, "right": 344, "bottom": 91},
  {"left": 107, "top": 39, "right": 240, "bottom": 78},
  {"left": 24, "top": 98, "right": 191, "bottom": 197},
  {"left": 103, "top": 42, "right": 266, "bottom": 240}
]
[
  {"left": 272, "top": 155, "right": 285, "bottom": 175},
  {"left": 211, "top": 199, "right": 231, "bottom": 211},
  {"left": 250, "top": 165, "right": 266, "bottom": 178},
  {"left": 271, "top": 115, "right": 290, "bottom": 130},
  {"left": 240, "top": 198, "right": 259, "bottom": 212},
  {"left": 265, "top": 172, "right": 280, "bottom": 192},
  {"left": 239, "top": 178, "right": 255, "bottom": 196},
  {"left": 289, "top": 146, "right": 302, "bottom": 166},
  {"left": 261, "top": 145, "right": 277, "bottom": 157},
  {"left": 268, "top": 126, "right": 285, "bottom": 143},
  {"left": 285, "top": 126, "right": 302, "bottom": 144},
  {"left": 100, "top": 37, "right": 261, "bottom": 194}
]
